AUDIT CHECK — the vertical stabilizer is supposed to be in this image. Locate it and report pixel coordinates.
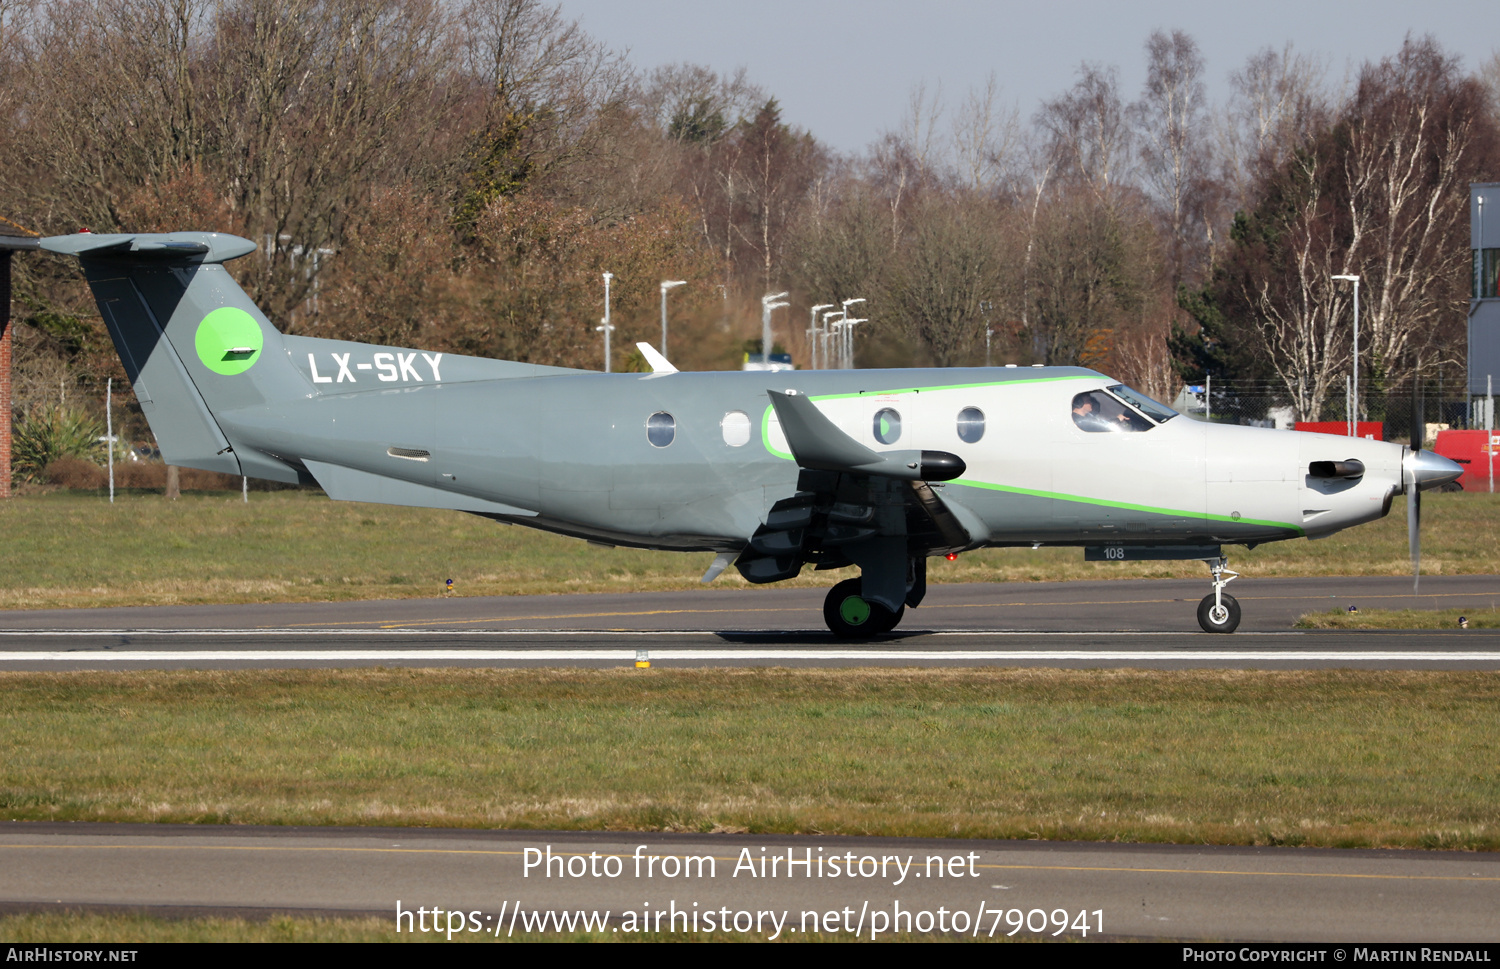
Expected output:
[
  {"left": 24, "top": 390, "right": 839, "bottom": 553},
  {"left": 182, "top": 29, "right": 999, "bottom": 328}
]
[{"left": 40, "top": 232, "right": 310, "bottom": 481}]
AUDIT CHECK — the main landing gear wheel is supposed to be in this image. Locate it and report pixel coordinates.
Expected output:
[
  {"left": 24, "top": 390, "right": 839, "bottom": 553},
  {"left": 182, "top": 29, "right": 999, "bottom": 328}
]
[
  {"left": 823, "top": 577, "right": 904, "bottom": 639},
  {"left": 1197, "top": 593, "right": 1241, "bottom": 634}
]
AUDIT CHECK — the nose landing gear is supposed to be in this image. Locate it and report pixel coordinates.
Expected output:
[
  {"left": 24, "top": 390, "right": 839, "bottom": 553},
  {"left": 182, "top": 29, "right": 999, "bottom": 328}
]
[{"left": 1197, "top": 557, "right": 1241, "bottom": 633}]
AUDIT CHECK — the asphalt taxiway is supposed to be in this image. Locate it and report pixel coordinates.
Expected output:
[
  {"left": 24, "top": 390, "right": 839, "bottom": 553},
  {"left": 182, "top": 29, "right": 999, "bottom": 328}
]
[
  {"left": 0, "top": 575, "right": 1494, "bottom": 669},
  {"left": 3, "top": 823, "right": 1496, "bottom": 942}
]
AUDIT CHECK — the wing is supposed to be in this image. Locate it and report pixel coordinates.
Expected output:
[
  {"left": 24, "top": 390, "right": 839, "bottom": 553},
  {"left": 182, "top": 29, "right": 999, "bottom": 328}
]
[{"left": 731, "top": 391, "right": 984, "bottom": 610}]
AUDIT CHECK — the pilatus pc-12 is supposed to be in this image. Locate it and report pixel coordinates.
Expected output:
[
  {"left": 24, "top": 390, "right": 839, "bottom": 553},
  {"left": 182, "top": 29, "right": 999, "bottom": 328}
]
[{"left": 7, "top": 231, "right": 1462, "bottom": 636}]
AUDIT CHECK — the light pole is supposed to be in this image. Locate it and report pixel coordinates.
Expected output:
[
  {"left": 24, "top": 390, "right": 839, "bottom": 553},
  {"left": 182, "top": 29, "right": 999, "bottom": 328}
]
[
  {"left": 597, "top": 272, "right": 614, "bottom": 373},
  {"left": 842, "top": 318, "right": 868, "bottom": 369},
  {"left": 808, "top": 303, "right": 835, "bottom": 369},
  {"left": 102, "top": 377, "right": 115, "bottom": 504},
  {"left": 822, "top": 310, "right": 843, "bottom": 369},
  {"left": 1333, "top": 274, "right": 1360, "bottom": 436},
  {"left": 760, "top": 291, "right": 789, "bottom": 366},
  {"left": 980, "top": 299, "right": 994, "bottom": 366},
  {"left": 840, "top": 298, "right": 865, "bottom": 369},
  {"left": 659, "top": 280, "right": 685, "bottom": 358}
]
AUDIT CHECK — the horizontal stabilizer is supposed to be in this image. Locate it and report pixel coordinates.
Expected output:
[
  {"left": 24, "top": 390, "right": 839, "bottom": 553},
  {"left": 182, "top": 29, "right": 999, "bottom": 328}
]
[
  {"left": 39, "top": 232, "right": 256, "bottom": 264},
  {"left": 767, "top": 390, "right": 966, "bottom": 481},
  {"left": 302, "top": 459, "right": 538, "bottom": 517}
]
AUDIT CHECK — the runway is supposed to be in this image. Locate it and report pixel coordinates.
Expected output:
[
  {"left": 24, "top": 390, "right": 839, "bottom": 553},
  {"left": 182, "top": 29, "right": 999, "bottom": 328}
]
[
  {"left": 3, "top": 823, "right": 1497, "bottom": 941},
  {"left": 5, "top": 579, "right": 1498, "bottom": 942},
  {"left": 0, "top": 575, "right": 1495, "bottom": 669}
]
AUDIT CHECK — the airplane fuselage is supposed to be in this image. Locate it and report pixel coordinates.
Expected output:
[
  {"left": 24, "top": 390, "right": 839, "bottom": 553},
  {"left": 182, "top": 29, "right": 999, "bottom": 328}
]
[{"left": 218, "top": 338, "right": 1405, "bottom": 557}]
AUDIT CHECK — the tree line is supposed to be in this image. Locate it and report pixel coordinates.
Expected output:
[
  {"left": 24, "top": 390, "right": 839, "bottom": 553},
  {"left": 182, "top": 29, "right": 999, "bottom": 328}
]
[{"left": 2, "top": 0, "right": 1496, "bottom": 442}]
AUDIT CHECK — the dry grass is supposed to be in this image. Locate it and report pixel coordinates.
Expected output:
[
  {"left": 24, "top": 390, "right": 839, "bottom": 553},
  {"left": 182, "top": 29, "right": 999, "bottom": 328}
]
[
  {"left": 0, "top": 490, "right": 1496, "bottom": 610},
  {"left": 2, "top": 668, "right": 1497, "bottom": 850},
  {"left": 0, "top": 910, "right": 990, "bottom": 942},
  {"left": 1297, "top": 606, "right": 1500, "bottom": 629}
]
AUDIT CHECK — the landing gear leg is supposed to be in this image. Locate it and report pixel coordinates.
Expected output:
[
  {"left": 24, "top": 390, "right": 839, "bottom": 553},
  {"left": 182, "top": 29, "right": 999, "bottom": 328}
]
[
  {"left": 1196, "top": 556, "right": 1241, "bottom": 633},
  {"left": 823, "top": 577, "right": 904, "bottom": 639}
]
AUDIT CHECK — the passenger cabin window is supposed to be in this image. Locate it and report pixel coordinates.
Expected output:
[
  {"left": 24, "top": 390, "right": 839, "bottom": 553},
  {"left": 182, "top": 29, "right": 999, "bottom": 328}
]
[
  {"left": 646, "top": 411, "right": 676, "bottom": 447},
  {"left": 873, "top": 408, "right": 902, "bottom": 445},
  {"left": 1071, "top": 391, "right": 1153, "bottom": 433},
  {"left": 721, "top": 410, "right": 751, "bottom": 447},
  {"left": 956, "top": 407, "right": 985, "bottom": 443}
]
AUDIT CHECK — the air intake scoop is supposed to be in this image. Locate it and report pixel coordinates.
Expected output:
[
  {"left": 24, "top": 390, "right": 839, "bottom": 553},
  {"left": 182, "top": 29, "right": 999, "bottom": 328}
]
[{"left": 1309, "top": 459, "right": 1365, "bottom": 479}]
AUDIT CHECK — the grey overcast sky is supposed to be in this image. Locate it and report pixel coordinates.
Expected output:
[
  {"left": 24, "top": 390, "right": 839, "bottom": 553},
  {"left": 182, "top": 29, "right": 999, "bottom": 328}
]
[{"left": 555, "top": 0, "right": 1494, "bottom": 156}]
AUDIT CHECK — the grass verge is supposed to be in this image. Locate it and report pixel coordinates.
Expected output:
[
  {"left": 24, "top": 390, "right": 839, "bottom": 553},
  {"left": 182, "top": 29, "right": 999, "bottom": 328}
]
[
  {"left": 0, "top": 490, "right": 1496, "bottom": 610},
  {"left": 0, "top": 911, "right": 987, "bottom": 943},
  {"left": 1296, "top": 606, "right": 1500, "bottom": 629},
  {"left": 3, "top": 668, "right": 1497, "bottom": 850}
]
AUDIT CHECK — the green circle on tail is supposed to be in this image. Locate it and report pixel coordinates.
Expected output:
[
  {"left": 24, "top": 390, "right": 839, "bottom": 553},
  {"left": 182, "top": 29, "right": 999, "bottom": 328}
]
[{"left": 195, "top": 307, "right": 263, "bottom": 375}]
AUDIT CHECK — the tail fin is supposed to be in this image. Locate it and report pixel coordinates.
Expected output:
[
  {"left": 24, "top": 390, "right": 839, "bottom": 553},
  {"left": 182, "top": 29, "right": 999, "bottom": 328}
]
[{"left": 40, "top": 232, "right": 309, "bottom": 482}]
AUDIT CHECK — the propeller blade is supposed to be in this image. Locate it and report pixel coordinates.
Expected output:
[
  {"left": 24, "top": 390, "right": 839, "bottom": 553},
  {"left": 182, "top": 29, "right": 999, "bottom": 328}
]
[{"left": 1408, "top": 380, "right": 1423, "bottom": 592}]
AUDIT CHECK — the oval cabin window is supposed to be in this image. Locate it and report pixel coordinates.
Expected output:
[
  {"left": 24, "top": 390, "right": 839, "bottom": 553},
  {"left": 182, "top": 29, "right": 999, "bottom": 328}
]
[
  {"left": 646, "top": 411, "right": 676, "bottom": 448},
  {"left": 873, "top": 408, "right": 902, "bottom": 445},
  {"left": 956, "top": 407, "right": 985, "bottom": 443},
  {"left": 721, "top": 410, "right": 751, "bottom": 447}
]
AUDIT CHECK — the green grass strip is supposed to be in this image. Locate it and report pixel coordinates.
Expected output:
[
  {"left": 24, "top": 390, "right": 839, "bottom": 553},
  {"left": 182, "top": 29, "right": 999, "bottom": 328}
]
[{"left": 3, "top": 668, "right": 1497, "bottom": 850}]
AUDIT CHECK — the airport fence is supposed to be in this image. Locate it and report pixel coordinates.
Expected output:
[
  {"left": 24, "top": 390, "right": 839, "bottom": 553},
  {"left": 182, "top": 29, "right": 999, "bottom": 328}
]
[{"left": 1173, "top": 383, "right": 1494, "bottom": 445}]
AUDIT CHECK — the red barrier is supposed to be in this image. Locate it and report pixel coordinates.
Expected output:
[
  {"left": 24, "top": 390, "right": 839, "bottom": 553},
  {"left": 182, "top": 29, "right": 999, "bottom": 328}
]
[{"left": 1433, "top": 429, "right": 1499, "bottom": 491}]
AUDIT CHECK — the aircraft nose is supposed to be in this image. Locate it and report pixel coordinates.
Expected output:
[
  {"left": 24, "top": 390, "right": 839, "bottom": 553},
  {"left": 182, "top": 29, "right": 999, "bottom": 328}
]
[{"left": 1405, "top": 449, "right": 1463, "bottom": 491}]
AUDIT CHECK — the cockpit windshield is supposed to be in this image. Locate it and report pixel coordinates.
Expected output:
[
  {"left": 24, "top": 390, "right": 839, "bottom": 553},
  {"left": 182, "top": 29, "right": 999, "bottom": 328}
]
[
  {"left": 1107, "top": 385, "right": 1178, "bottom": 423},
  {"left": 1071, "top": 390, "right": 1153, "bottom": 432}
]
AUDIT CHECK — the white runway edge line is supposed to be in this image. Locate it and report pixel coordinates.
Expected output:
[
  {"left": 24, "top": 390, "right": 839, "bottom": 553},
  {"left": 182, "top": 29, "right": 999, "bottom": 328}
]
[
  {"left": 4, "top": 649, "right": 1500, "bottom": 662},
  {"left": 2, "top": 630, "right": 1302, "bottom": 639},
  {"left": 0, "top": 630, "right": 1236, "bottom": 639}
]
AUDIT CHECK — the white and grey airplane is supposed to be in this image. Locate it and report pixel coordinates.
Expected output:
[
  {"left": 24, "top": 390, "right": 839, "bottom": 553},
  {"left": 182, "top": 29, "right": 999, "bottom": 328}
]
[{"left": 3, "top": 231, "right": 1463, "bottom": 636}]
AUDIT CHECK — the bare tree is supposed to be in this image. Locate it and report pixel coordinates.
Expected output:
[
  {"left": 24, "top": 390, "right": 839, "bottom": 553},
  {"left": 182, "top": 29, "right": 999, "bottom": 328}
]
[
  {"left": 950, "top": 72, "right": 1020, "bottom": 193},
  {"left": 1210, "top": 37, "right": 1496, "bottom": 418},
  {"left": 1131, "top": 29, "right": 1207, "bottom": 286},
  {"left": 638, "top": 63, "right": 764, "bottom": 144},
  {"left": 889, "top": 200, "right": 1003, "bottom": 367},
  {"left": 1035, "top": 63, "right": 1132, "bottom": 202},
  {"left": 1338, "top": 37, "right": 1495, "bottom": 393},
  {"left": 1026, "top": 191, "right": 1157, "bottom": 367},
  {"left": 208, "top": 0, "right": 460, "bottom": 323},
  {"left": 1222, "top": 43, "right": 1328, "bottom": 211},
  {"left": 1235, "top": 149, "right": 1352, "bottom": 421}
]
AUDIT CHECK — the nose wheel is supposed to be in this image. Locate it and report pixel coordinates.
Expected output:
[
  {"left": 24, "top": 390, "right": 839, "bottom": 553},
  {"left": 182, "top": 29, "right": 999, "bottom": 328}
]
[{"left": 1197, "top": 557, "right": 1241, "bottom": 633}]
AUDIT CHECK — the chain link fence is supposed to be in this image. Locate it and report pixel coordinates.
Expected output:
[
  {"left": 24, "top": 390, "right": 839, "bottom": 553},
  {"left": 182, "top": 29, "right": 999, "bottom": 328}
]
[{"left": 1170, "top": 384, "right": 1493, "bottom": 445}]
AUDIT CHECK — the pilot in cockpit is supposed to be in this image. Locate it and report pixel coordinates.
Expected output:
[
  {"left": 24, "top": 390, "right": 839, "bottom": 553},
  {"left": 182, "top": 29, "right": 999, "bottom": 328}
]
[{"left": 1072, "top": 390, "right": 1152, "bottom": 433}]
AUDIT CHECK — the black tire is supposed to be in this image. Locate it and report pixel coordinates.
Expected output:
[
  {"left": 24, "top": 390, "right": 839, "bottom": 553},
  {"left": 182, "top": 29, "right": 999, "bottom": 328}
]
[
  {"left": 1197, "top": 593, "right": 1241, "bottom": 634},
  {"left": 823, "top": 578, "right": 904, "bottom": 639}
]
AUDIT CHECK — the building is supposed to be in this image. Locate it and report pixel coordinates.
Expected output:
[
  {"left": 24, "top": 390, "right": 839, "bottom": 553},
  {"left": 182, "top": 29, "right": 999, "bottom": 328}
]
[{"left": 1470, "top": 184, "right": 1500, "bottom": 426}]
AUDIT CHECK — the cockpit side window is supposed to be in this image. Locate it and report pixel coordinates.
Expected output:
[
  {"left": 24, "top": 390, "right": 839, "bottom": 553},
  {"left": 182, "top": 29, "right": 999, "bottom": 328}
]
[{"left": 1071, "top": 390, "right": 1153, "bottom": 433}]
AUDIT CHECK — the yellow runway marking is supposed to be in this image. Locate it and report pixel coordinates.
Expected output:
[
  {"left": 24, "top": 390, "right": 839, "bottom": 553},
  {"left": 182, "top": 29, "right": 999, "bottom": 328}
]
[{"left": 2, "top": 844, "right": 1496, "bottom": 883}]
